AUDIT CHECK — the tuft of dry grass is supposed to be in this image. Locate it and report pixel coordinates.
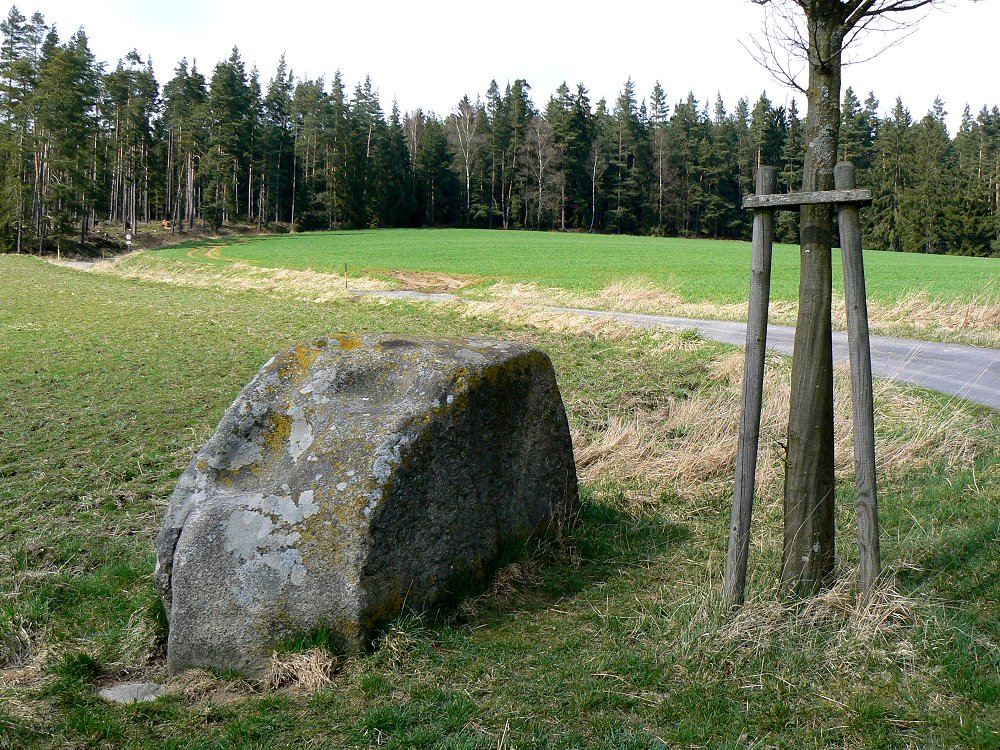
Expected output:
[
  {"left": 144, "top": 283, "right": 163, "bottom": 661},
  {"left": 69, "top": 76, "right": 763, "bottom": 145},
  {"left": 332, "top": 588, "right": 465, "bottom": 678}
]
[
  {"left": 164, "top": 668, "right": 252, "bottom": 703},
  {"left": 374, "top": 619, "right": 427, "bottom": 671},
  {"left": 113, "top": 609, "right": 163, "bottom": 675},
  {"left": 0, "top": 617, "right": 32, "bottom": 671},
  {"left": 800, "top": 574, "right": 920, "bottom": 640},
  {"left": 0, "top": 641, "right": 54, "bottom": 729},
  {"left": 262, "top": 648, "right": 339, "bottom": 694},
  {"left": 667, "top": 569, "right": 929, "bottom": 677}
]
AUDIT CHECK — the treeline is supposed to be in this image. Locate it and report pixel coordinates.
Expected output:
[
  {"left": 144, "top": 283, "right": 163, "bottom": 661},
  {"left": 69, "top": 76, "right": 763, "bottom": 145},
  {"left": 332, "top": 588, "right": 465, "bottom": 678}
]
[{"left": 1, "top": 6, "right": 998, "bottom": 256}]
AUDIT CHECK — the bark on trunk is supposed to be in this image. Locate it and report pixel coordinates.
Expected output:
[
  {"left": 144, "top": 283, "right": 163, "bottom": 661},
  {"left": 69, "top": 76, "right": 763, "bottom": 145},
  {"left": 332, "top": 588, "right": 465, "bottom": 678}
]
[{"left": 781, "top": 9, "right": 841, "bottom": 596}]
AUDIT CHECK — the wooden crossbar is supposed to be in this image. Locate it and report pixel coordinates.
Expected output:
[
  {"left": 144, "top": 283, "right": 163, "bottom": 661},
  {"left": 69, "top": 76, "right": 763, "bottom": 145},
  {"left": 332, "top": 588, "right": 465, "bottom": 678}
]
[{"left": 743, "top": 188, "right": 872, "bottom": 210}]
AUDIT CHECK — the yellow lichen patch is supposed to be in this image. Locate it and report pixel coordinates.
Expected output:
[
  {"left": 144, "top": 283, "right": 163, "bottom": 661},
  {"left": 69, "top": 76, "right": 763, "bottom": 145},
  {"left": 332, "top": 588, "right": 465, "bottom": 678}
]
[
  {"left": 264, "top": 412, "right": 292, "bottom": 454},
  {"left": 295, "top": 344, "right": 319, "bottom": 369},
  {"left": 337, "top": 335, "right": 363, "bottom": 350},
  {"left": 274, "top": 342, "right": 327, "bottom": 385}
]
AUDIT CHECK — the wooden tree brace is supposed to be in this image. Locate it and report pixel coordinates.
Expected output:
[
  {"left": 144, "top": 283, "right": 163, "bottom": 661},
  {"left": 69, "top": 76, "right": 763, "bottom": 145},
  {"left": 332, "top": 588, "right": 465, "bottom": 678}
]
[
  {"left": 723, "top": 166, "right": 777, "bottom": 610},
  {"left": 724, "top": 162, "right": 881, "bottom": 608},
  {"left": 742, "top": 189, "right": 872, "bottom": 210}
]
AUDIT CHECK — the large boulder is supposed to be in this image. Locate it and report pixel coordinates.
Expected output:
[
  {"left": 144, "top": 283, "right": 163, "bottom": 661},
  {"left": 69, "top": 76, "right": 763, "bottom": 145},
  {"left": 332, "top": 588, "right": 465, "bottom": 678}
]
[{"left": 155, "top": 334, "right": 579, "bottom": 676}]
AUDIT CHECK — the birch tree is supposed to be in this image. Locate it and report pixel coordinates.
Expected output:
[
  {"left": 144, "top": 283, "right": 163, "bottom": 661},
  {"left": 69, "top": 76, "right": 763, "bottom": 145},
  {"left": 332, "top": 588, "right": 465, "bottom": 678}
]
[{"left": 446, "top": 94, "right": 483, "bottom": 222}]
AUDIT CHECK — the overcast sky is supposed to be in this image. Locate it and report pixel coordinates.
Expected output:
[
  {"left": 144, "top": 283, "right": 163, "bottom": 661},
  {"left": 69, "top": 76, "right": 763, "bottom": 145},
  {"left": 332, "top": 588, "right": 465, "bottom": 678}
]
[{"left": 22, "top": 0, "right": 999, "bottom": 133}]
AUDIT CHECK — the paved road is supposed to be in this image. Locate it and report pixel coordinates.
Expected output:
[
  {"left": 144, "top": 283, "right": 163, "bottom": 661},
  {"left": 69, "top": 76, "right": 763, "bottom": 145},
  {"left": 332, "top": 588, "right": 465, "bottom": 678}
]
[{"left": 356, "top": 291, "right": 1000, "bottom": 412}]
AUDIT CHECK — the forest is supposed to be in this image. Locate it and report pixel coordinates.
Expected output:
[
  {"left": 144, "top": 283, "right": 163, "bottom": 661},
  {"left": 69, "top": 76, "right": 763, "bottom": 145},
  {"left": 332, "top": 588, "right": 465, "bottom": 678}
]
[{"left": 1, "top": 5, "right": 998, "bottom": 256}]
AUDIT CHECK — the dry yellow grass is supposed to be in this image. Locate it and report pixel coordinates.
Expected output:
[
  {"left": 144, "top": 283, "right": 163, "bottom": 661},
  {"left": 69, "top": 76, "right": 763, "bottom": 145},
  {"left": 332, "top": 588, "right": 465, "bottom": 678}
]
[
  {"left": 475, "top": 278, "right": 1000, "bottom": 347},
  {"left": 838, "top": 291, "right": 1000, "bottom": 343},
  {"left": 699, "top": 572, "right": 925, "bottom": 665},
  {"left": 104, "top": 255, "right": 392, "bottom": 300},
  {"left": 456, "top": 299, "right": 693, "bottom": 344},
  {"left": 262, "top": 648, "right": 339, "bottom": 694},
  {"left": 101, "top": 258, "right": 1000, "bottom": 347},
  {"left": 568, "top": 349, "right": 995, "bottom": 513},
  {"left": 0, "top": 640, "right": 54, "bottom": 727},
  {"left": 473, "top": 279, "right": 774, "bottom": 322},
  {"left": 164, "top": 668, "right": 253, "bottom": 704}
]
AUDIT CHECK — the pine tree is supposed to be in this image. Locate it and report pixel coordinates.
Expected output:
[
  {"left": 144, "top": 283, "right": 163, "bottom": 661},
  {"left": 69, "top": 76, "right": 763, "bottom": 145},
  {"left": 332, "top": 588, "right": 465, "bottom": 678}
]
[
  {"left": 607, "top": 78, "right": 646, "bottom": 233},
  {"left": 951, "top": 105, "right": 994, "bottom": 255},
  {"left": 415, "top": 116, "right": 458, "bottom": 225},
  {"left": 900, "top": 98, "right": 958, "bottom": 253},
  {"left": 162, "top": 59, "right": 208, "bottom": 229},
  {"left": 103, "top": 50, "right": 159, "bottom": 232},
  {"left": 33, "top": 28, "right": 102, "bottom": 246},
  {"left": 204, "top": 48, "right": 255, "bottom": 225},
  {"left": 866, "top": 98, "right": 912, "bottom": 252},
  {"left": 777, "top": 98, "right": 804, "bottom": 242},
  {"left": 261, "top": 56, "right": 293, "bottom": 224},
  {"left": 372, "top": 101, "right": 414, "bottom": 227}
]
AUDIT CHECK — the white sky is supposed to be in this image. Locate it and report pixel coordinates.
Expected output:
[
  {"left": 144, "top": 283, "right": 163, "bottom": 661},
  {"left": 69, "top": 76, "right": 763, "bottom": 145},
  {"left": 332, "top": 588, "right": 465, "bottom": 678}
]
[{"left": 22, "top": 0, "right": 1000, "bottom": 133}]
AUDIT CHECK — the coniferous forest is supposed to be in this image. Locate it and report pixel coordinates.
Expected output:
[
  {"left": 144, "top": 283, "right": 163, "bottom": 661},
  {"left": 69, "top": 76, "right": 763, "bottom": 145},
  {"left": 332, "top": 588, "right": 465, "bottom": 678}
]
[{"left": 1, "top": 6, "right": 999, "bottom": 256}]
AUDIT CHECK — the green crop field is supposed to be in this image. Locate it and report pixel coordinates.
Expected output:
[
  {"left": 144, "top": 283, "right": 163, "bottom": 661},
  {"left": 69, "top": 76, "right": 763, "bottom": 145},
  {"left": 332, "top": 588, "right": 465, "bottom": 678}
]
[
  {"left": 155, "top": 228, "right": 1000, "bottom": 305},
  {"left": 1, "top": 253, "right": 998, "bottom": 749}
]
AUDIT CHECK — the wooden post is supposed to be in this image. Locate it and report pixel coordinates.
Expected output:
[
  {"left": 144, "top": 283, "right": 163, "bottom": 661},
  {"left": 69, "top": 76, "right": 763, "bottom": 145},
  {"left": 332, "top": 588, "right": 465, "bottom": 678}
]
[
  {"left": 834, "top": 161, "right": 881, "bottom": 596},
  {"left": 724, "top": 166, "right": 777, "bottom": 609}
]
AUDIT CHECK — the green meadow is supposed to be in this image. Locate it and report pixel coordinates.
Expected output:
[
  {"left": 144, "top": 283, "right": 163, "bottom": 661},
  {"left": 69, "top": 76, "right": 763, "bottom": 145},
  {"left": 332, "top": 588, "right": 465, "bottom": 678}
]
[
  {"left": 1, "top": 251, "right": 997, "bottom": 749},
  {"left": 156, "top": 228, "right": 1000, "bottom": 304}
]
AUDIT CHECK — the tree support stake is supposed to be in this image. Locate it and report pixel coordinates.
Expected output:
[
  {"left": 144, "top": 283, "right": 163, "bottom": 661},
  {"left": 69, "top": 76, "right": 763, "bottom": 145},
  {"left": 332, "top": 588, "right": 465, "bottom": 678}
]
[{"left": 724, "top": 162, "right": 880, "bottom": 608}]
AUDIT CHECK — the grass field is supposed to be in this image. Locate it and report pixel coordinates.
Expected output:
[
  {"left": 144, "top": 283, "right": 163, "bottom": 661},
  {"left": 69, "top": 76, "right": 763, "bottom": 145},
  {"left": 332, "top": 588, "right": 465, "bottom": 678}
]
[
  {"left": 155, "top": 228, "right": 1000, "bottom": 303},
  {"left": 143, "top": 229, "right": 1000, "bottom": 347},
  {"left": 1, "top": 253, "right": 998, "bottom": 748}
]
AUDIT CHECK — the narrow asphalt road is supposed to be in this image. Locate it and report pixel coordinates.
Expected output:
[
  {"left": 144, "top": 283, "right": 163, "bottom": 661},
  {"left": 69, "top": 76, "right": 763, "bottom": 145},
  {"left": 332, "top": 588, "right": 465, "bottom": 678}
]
[{"left": 359, "top": 290, "right": 1000, "bottom": 412}]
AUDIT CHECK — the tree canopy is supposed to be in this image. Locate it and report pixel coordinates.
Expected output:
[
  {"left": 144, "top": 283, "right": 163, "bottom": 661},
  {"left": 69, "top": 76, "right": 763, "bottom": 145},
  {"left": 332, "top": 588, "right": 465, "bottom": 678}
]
[{"left": 0, "top": 4, "right": 997, "bottom": 256}]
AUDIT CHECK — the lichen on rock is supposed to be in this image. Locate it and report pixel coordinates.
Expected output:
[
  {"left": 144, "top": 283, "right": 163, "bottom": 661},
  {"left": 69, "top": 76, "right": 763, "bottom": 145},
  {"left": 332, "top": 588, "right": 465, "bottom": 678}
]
[{"left": 155, "top": 334, "right": 579, "bottom": 676}]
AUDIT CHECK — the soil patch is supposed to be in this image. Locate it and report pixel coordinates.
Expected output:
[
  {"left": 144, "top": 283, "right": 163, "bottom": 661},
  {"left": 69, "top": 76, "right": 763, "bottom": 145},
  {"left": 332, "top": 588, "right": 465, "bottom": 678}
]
[{"left": 386, "top": 270, "right": 478, "bottom": 292}]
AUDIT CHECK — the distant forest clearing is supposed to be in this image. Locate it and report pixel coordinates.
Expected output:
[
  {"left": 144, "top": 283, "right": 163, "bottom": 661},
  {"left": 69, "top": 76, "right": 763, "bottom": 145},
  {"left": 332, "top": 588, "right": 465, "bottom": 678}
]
[{"left": 152, "top": 228, "right": 999, "bottom": 304}]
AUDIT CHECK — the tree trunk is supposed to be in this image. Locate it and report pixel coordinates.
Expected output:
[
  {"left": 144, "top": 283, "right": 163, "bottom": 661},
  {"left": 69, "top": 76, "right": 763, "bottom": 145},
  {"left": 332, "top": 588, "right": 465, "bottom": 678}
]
[{"left": 781, "top": 10, "right": 841, "bottom": 596}]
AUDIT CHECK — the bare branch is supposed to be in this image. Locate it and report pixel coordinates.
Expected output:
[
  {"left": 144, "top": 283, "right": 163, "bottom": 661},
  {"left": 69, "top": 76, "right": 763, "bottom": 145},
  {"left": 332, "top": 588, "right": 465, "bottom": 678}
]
[{"left": 745, "top": 0, "right": 958, "bottom": 88}]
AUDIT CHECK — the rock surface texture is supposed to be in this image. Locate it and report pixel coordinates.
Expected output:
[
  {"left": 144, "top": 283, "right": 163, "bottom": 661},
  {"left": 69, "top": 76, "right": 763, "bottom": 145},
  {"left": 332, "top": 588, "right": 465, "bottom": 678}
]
[{"left": 155, "top": 334, "right": 579, "bottom": 676}]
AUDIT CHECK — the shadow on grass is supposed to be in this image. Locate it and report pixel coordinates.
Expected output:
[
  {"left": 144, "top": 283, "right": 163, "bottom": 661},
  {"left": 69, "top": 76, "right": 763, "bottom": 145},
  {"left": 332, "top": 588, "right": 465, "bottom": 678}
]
[{"left": 422, "top": 484, "right": 693, "bottom": 630}]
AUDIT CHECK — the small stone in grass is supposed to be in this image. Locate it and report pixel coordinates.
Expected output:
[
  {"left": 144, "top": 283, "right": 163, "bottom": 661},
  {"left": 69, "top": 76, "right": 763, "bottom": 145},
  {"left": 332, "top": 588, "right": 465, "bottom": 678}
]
[{"left": 98, "top": 682, "right": 164, "bottom": 704}]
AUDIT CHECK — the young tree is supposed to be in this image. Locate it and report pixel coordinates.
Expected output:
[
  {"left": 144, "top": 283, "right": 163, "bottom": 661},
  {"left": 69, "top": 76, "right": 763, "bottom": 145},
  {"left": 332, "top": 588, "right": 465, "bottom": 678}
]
[
  {"left": 649, "top": 81, "right": 671, "bottom": 231},
  {"left": 523, "top": 114, "right": 560, "bottom": 228},
  {"left": 749, "top": 0, "right": 966, "bottom": 596}
]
